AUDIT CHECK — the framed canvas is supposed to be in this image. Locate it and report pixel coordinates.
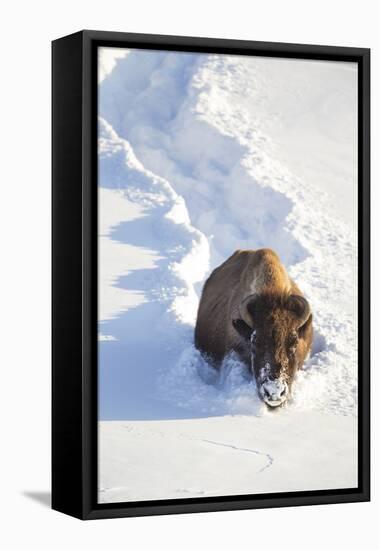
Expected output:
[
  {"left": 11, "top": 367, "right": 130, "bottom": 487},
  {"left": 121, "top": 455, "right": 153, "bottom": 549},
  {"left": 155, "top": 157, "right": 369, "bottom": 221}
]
[{"left": 52, "top": 30, "right": 370, "bottom": 520}]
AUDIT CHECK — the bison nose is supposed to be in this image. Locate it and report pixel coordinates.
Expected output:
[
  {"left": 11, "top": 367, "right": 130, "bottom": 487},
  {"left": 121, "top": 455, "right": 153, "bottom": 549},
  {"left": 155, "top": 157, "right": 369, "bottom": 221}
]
[{"left": 260, "top": 379, "right": 288, "bottom": 407}]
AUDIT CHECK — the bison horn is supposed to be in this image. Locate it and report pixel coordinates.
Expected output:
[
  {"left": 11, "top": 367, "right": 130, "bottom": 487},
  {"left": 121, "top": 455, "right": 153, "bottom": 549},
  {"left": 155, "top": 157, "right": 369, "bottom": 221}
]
[
  {"left": 239, "top": 294, "right": 260, "bottom": 328},
  {"left": 286, "top": 295, "right": 311, "bottom": 327}
]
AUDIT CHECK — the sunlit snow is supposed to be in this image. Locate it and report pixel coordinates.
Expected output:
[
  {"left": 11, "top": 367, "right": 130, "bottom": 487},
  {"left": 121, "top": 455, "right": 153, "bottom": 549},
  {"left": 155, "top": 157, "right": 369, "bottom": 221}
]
[{"left": 98, "top": 48, "right": 358, "bottom": 502}]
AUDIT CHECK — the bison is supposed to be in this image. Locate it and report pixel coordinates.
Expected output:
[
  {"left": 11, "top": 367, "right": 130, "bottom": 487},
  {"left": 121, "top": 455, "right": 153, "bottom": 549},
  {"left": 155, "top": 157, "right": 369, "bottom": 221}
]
[{"left": 195, "top": 248, "right": 313, "bottom": 407}]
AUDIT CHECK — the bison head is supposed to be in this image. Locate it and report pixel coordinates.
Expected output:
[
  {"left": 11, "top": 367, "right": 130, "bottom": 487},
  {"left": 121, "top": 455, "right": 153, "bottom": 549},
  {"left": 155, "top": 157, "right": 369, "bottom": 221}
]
[{"left": 232, "top": 293, "right": 312, "bottom": 408}]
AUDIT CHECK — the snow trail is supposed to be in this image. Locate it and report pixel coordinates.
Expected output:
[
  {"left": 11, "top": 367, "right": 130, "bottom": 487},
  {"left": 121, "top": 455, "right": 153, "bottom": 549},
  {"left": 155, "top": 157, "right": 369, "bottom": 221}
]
[{"left": 100, "top": 50, "right": 307, "bottom": 270}]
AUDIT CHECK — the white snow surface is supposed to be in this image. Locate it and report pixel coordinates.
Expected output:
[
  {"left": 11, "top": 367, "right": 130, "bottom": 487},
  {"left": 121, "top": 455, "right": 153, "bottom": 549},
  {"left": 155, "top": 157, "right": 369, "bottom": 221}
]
[
  {"left": 98, "top": 47, "right": 358, "bottom": 502},
  {"left": 99, "top": 413, "right": 357, "bottom": 503}
]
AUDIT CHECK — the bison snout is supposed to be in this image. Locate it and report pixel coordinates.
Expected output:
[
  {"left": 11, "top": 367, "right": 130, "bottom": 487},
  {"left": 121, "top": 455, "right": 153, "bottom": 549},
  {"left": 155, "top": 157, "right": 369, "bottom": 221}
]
[{"left": 260, "top": 379, "right": 288, "bottom": 408}]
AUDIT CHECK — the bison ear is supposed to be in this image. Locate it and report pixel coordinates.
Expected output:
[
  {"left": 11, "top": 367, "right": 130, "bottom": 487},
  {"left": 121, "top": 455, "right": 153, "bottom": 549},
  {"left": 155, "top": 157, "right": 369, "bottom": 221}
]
[
  {"left": 286, "top": 295, "right": 311, "bottom": 328},
  {"left": 232, "top": 318, "right": 253, "bottom": 341}
]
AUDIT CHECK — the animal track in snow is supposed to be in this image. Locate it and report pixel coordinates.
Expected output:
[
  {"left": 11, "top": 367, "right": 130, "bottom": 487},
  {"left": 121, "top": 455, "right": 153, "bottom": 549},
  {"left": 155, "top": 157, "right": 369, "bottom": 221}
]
[{"left": 200, "top": 438, "right": 274, "bottom": 473}]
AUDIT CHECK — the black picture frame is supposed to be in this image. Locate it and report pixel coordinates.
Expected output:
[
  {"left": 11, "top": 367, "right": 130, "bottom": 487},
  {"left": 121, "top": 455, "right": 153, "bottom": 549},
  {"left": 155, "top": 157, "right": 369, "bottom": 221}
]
[{"left": 52, "top": 30, "right": 370, "bottom": 520}]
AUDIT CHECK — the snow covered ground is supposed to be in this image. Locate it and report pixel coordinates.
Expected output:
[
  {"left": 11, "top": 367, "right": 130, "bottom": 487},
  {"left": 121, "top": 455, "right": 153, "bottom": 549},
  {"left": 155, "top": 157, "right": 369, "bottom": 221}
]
[{"left": 98, "top": 47, "right": 358, "bottom": 503}]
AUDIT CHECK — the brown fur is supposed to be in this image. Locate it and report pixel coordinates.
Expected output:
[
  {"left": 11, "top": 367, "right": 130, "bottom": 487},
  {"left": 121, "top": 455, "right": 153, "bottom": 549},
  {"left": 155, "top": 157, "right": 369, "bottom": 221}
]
[{"left": 195, "top": 249, "right": 313, "bottom": 398}]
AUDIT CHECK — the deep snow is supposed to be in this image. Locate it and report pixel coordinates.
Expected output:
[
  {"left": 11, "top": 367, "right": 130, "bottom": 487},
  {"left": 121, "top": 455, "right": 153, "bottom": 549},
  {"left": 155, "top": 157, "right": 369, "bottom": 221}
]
[{"left": 98, "top": 48, "right": 358, "bottom": 502}]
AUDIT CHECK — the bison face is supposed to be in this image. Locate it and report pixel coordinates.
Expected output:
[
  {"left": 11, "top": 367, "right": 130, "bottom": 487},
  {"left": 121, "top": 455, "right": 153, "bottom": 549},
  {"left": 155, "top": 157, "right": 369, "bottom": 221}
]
[{"left": 232, "top": 293, "right": 312, "bottom": 408}]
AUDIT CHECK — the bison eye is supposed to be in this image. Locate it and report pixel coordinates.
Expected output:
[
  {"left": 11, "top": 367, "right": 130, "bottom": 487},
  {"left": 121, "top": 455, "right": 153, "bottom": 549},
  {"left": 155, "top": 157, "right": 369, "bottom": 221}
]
[
  {"left": 287, "top": 333, "right": 298, "bottom": 355},
  {"left": 250, "top": 332, "right": 261, "bottom": 348},
  {"left": 288, "top": 338, "right": 298, "bottom": 356}
]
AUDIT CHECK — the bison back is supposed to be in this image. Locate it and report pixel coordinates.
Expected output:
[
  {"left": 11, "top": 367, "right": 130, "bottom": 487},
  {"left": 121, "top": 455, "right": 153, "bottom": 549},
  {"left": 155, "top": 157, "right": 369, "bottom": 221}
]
[{"left": 194, "top": 250, "right": 253, "bottom": 363}]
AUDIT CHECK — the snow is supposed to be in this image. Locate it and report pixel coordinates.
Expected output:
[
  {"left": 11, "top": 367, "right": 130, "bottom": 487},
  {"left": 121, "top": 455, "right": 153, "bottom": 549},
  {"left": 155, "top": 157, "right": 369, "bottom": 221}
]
[
  {"left": 97, "top": 47, "right": 358, "bottom": 502},
  {"left": 99, "top": 413, "right": 357, "bottom": 503},
  {"left": 98, "top": 48, "right": 129, "bottom": 84}
]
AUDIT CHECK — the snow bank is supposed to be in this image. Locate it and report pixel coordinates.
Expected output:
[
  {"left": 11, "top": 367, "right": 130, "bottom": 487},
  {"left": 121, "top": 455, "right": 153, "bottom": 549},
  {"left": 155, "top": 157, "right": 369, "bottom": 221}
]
[{"left": 98, "top": 117, "right": 210, "bottom": 418}]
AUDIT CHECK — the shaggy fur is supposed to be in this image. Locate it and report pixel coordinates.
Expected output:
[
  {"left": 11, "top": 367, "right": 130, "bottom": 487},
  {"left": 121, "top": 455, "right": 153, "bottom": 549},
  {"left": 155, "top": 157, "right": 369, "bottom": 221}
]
[{"left": 195, "top": 249, "right": 313, "bottom": 400}]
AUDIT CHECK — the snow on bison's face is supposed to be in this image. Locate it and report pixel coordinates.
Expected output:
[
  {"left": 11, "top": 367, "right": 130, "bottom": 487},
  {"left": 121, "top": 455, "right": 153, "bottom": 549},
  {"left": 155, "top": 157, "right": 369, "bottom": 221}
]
[{"left": 232, "top": 293, "right": 313, "bottom": 408}]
